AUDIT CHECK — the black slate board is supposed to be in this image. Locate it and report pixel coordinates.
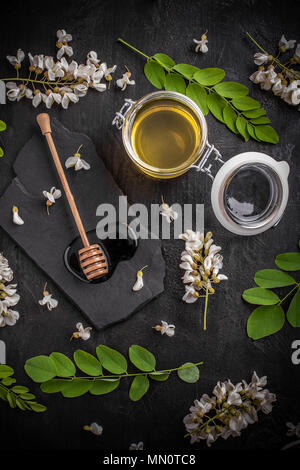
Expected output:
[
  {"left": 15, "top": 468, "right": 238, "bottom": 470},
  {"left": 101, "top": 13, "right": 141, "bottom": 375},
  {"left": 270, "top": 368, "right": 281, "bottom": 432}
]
[{"left": 0, "top": 119, "right": 165, "bottom": 329}]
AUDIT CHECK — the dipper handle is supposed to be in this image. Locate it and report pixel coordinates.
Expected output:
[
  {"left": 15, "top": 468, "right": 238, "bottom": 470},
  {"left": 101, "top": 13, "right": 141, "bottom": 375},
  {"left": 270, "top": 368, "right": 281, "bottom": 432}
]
[{"left": 36, "top": 113, "right": 52, "bottom": 135}]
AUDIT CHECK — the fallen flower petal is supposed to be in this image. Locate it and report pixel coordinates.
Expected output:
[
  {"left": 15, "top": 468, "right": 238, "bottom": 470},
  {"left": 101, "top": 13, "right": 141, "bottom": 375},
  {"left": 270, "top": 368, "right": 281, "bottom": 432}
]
[
  {"left": 132, "top": 265, "right": 148, "bottom": 292},
  {"left": 153, "top": 320, "right": 175, "bottom": 337},
  {"left": 83, "top": 422, "right": 103, "bottom": 436},
  {"left": 71, "top": 322, "right": 92, "bottom": 341},
  {"left": 129, "top": 441, "right": 144, "bottom": 450},
  {"left": 12, "top": 206, "right": 24, "bottom": 225},
  {"left": 38, "top": 282, "right": 58, "bottom": 311}
]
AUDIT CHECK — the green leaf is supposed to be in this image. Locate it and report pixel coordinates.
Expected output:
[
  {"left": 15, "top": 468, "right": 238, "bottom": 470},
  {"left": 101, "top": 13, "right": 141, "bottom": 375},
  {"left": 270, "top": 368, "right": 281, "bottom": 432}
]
[
  {"left": 0, "top": 120, "right": 6, "bottom": 131},
  {"left": 1, "top": 377, "right": 16, "bottom": 386},
  {"left": 129, "top": 345, "right": 156, "bottom": 372},
  {"left": 153, "top": 53, "right": 175, "bottom": 69},
  {"left": 41, "top": 379, "right": 69, "bottom": 394},
  {"left": 129, "top": 375, "right": 149, "bottom": 401},
  {"left": 49, "top": 352, "right": 76, "bottom": 378},
  {"left": 149, "top": 372, "right": 170, "bottom": 382},
  {"left": 247, "top": 123, "right": 261, "bottom": 141},
  {"left": 177, "top": 363, "right": 200, "bottom": 383},
  {"left": 223, "top": 105, "right": 238, "bottom": 134},
  {"left": 254, "top": 269, "right": 296, "bottom": 288},
  {"left": 7, "top": 391, "right": 16, "bottom": 408},
  {"left": 236, "top": 116, "right": 250, "bottom": 142},
  {"left": 172, "top": 63, "right": 200, "bottom": 79},
  {"left": 275, "top": 252, "right": 300, "bottom": 271},
  {"left": 28, "top": 402, "right": 47, "bottom": 412},
  {"left": 243, "top": 108, "right": 267, "bottom": 118},
  {"left": 186, "top": 83, "right": 208, "bottom": 115},
  {"left": 232, "top": 96, "right": 261, "bottom": 110},
  {"left": 242, "top": 287, "right": 280, "bottom": 305},
  {"left": 0, "top": 147, "right": 3, "bottom": 158},
  {"left": 0, "top": 365, "right": 14, "bottom": 378},
  {"left": 15, "top": 398, "right": 27, "bottom": 410},
  {"left": 144, "top": 60, "right": 165, "bottom": 89},
  {"left": 287, "top": 288, "right": 300, "bottom": 327},
  {"left": 11, "top": 385, "right": 29, "bottom": 394},
  {"left": 61, "top": 379, "right": 92, "bottom": 398},
  {"left": 254, "top": 125, "right": 279, "bottom": 144},
  {"left": 20, "top": 393, "right": 36, "bottom": 400},
  {"left": 73, "top": 350, "right": 102, "bottom": 376},
  {"left": 24, "top": 355, "right": 56, "bottom": 383},
  {"left": 194, "top": 68, "right": 225, "bottom": 86},
  {"left": 247, "top": 305, "right": 285, "bottom": 339},
  {"left": 207, "top": 93, "right": 225, "bottom": 123},
  {"left": 249, "top": 116, "right": 271, "bottom": 125},
  {"left": 0, "top": 387, "right": 8, "bottom": 401},
  {"left": 214, "top": 81, "right": 248, "bottom": 98},
  {"left": 89, "top": 379, "right": 120, "bottom": 395},
  {"left": 165, "top": 73, "right": 186, "bottom": 94},
  {"left": 96, "top": 345, "right": 127, "bottom": 374}
]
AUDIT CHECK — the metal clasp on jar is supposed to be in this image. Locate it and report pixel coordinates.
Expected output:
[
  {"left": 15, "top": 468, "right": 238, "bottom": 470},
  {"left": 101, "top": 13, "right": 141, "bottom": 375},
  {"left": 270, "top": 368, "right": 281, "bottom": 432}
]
[
  {"left": 190, "top": 142, "right": 225, "bottom": 180},
  {"left": 112, "top": 99, "right": 136, "bottom": 130}
]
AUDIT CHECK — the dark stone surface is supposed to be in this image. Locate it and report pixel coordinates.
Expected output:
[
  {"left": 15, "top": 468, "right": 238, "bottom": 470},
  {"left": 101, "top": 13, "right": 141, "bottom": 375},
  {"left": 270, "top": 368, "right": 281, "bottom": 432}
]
[
  {"left": 0, "top": 0, "right": 299, "bottom": 454},
  {"left": 0, "top": 119, "right": 165, "bottom": 329}
]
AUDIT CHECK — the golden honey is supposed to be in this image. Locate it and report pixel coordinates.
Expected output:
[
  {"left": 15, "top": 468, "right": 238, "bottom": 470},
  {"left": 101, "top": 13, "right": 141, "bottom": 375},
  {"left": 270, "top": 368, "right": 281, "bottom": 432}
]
[{"left": 131, "top": 98, "right": 201, "bottom": 174}]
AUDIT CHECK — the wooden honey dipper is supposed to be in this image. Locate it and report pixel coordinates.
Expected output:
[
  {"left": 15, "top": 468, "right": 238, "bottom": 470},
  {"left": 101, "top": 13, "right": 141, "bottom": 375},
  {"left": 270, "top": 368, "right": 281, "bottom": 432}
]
[{"left": 36, "top": 113, "right": 108, "bottom": 281}]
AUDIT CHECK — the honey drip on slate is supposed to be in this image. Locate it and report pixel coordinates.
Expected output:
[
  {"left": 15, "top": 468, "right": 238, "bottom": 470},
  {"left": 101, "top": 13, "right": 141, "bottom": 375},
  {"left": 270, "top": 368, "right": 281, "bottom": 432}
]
[{"left": 131, "top": 99, "right": 201, "bottom": 170}]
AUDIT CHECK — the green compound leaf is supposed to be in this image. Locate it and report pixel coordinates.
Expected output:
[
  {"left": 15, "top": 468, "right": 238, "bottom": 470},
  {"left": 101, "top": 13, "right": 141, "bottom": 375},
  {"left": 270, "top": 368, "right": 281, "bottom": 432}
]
[
  {"left": 50, "top": 352, "right": 76, "bottom": 378},
  {"left": 144, "top": 60, "right": 165, "bottom": 89},
  {"left": 207, "top": 93, "right": 225, "bottom": 123},
  {"left": 153, "top": 53, "right": 175, "bottom": 69},
  {"left": 275, "top": 252, "right": 300, "bottom": 271},
  {"left": 242, "top": 287, "right": 280, "bottom": 305},
  {"left": 129, "top": 345, "right": 156, "bottom": 372},
  {"left": 194, "top": 68, "right": 225, "bottom": 86},
  {"left": 236, "top": 116, "right": 250, "bottom": 142},
  {"left": 0, "top": 365, "right": 14, "bottom": 379},
  {"left": 129, "top": 375, "right": 149, "bottom": 401},
  {"left": 149, "top": 372, "right": 170, "bottom": 382},
  {"left": 186, "top": 83, "right": 208, "bottom": 115},
  {"left": 89, "top": 379, "right": 120, "bottom": 395},
  {"left": 177, "top": 363, "right": 200, "bottom": 383},
  {"left": 254, "top": 269, "right": 296, "bottom": 288},
  {"left": 247, "top": 305, "right": 285, "bottom": 340},
  {"left": 254, "top": 125, "right": 279, "bottom": 144},
  {"left": 223, "top": 105, "right": 238, "bottom": 134},
  {"left": 214, "top": 81, "right": 249, "bottom": 98},
  {"left": 231, "top": 96, "right": 261, "bottom": 110},
  {"left": 61, "top": 379, "right": 92, "bottom": 398},
  {"left": 0, "top": 120, "right": 6, "bottom": 131},
  {"left": 73, "top": 350, "right": 102, "bottom": 376},
  {"left": 96, "top": 345, "right": 127, "bottom": 374},
  {"left": 41, "top": 379, "right": 69, "bottom": 394},
  {"left": 243, "top": 108, "right": 267, "bottom": 118},
  {"left": 165, "top": 73, "right": 186, "bottom": 94},
  {"left": 287, "top": 288, "right": 300, "bottom": 327},
  {"left": 24, "top": 355, "right": 56, "bottom": 383},
  {"left": 172, "top": 63, "right": 200, "bottom": 80}
]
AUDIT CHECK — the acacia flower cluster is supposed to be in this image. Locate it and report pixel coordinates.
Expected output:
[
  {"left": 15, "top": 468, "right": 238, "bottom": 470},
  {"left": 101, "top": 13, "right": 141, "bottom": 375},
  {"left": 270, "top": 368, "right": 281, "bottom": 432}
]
[
  {"left": 179, "top": 230, "right": 227, "bottom": 330},
  {"left": 248, "top": 33, "right": 300, "bottom": 109},
  {"left": 0, "top": 253, "right": 20, "bottom": 327},
  {"left": 193, "top": 31, "right": 208, "bottom": 54},
  {"left": 184, "top": 372, "right": 276, "bottom": 447},
  {"left": 3, "top": 29, "right": 117, "bottom": 109}
]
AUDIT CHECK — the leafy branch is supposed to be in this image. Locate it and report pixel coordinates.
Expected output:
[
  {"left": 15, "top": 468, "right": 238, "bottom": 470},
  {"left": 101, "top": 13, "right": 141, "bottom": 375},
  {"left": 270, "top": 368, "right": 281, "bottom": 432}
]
[
  {"left": 0, "top": 120, "right": 6, "bottom": 157},
  {"left": 24, "top": 345, "right": 203, "bottom": 401},
  {"left": 0, "top": 364, "right": 47, "bottom": 412},
  {"left": 242, "top": 240, "right": 300, "bottom": 339},
  {"left": 118, "top": 38, "right": 279, "bottom": 144}
]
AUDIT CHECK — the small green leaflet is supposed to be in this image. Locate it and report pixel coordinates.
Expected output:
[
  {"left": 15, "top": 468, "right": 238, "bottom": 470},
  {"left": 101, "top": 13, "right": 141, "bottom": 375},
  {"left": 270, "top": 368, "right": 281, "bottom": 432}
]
[
  {"left": 287, "top": 288, "right": 300, "bottom": 327},
  {"left": 207, "top": 93, "right": 225, "bottom": 123},
  {"left": 275, "top": 252, "right": 300, "bottom": 271},
  {"left": 186, "top": 83, "right": 208, "bottom": 115},
  {"left": 165, "top": 73, "right": 186, "bottom": 94},
  {"left": 214, "top": 81, "right": 249, "bottom": 98},
  {"left": 254, "top": 269, "right": 296, "bottom": 288},
  {"left": 223, "top": 105, "right": 238, "bottom": 134},
  {"left": 242, "top": 287, "right": 279, "bottom": 305},
  {"left": 177, "top": 363, "right": 200, "bottom": 383},
  {"left": 96, "top": 345, "right": 127, "bottom": 374},
  {"left": 153, "top": 53, "right": 175, "bottom": 69},
  {"left": 194, "top": 68, "right": 225, "bottom": 86},
  {"left": 129, "top": 375, "right": 149, "bottom": 401},
  {"left": 144, "top": 60, "right": 165, "bottom": 89},
  {"left": 129, "top": 345, "right": 156, "bottom": 372},
  {"left": 247, "top": 305, "right": 285, "bottom": 340}
]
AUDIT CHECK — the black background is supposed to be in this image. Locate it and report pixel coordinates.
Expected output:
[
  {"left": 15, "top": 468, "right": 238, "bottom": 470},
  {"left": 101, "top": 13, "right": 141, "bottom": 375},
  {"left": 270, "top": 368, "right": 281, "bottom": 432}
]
[{"left": 0, "top": 0, "right": 299, "bottom": 455}]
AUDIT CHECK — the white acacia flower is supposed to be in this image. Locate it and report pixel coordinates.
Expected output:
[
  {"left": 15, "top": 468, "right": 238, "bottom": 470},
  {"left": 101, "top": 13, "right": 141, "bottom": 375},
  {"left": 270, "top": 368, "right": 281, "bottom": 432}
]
[
  {"left": 28, "top": 53, "right": 44, "bottom": 70},
  {"left": 249, "top": 69, "right": 266, "bottom": 84},
  {"left": 57, "top": 29, "right": 72, "bottom": 43},
  {"left": 0, "top": 308, "right": 19, "bottom": 327},
  {"left": 132, "top": 266, "right": 147, "bottom": 292},
  {"left": 193, "top": 32, "right": 208, "bottom": 53},
  {"left": 71, "top": 322, "right": 92, "bottom": 341},
  {"left": 43, "top": 186, "right": 61, "bottom": 214},
  {"left": 129, "top": 442, "right": 144, "bottom": 451},
  {"left": 279, "top": 34, "right": 296, "bottom": 51},
  {"left": 65, "top": 145, "right": 90, "bottom": 171},
  {"left": 12, "top": 206, "right": 24, "bottom": 225},
  {"left": 60, "top": 87, "right": 79, "bottom": 109},
  {"left": 153, "top": 320, "right": 175, "bottom": 337},
  {"left": 253, "top": 52, "right": 270, "bottom": 66},
  {"left": 286, "top": 422, "right": 300, "bottom": 438},
  {"left": 0, "top": 284, "right": 20, "bottom": 312},
  {"left": 44, "top": 57, "right": 65, "bottom": 81},
  {"left": 86, "top": 51, "right": 100, "bottom": 65},
  {"left": 39, "top": 282, "right": 58, "bottom": 311},
  {"left": 73, "top": 84, "right": 88, "bottom": 97},
  {"left": 83, "top": 422, "right": 103, "bottom": 436},
  {"left": 56, "top": 29, "right": 73, "bottom": 60},
  {"left": 159, "top": 196, "right": 178, "bottom": 223},
  {"left": 99, "top": 62, "right": 117, "bottom": 83},
  {"left": 6, "top": 82, "right": 32, "bottom": 102},
  {"left": 260, "top": 68, "right": 277, "bottom": 91},
  {"left": 179, "top": 230, "right": 204, "bottom": 251},
  {"left": 7, "top": 49, "right": 25, "bottom": 68},
  {"left": 43, "top": 91, "right": 62, "bottom": 109},
  {"left": 182, "top": 285, "right": 199, "bottom": 303},
  {"left": 32, "top": 90, "right": 46, "bottom": 108},
  {"left": 0, "top": 254, "right": 13, "bottom": 282},
  {"left": 294, "top": 43, "right": 300, "bottom": 62},
  {"left": 116, "top": 67, "right": 135, "bottom": 91}
]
